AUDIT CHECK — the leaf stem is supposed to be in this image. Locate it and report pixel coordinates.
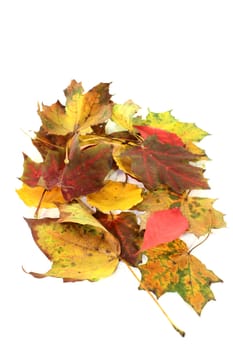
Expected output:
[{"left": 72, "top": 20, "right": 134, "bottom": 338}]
[
  {"left": 124, "top": 261, "right": 185, "bottom": 337},
  {"left": 188, "top": 234, "right": 210, "bottom": 254},
  {"left": 34, "top": 189, "right": 47, "bottom": 218}
]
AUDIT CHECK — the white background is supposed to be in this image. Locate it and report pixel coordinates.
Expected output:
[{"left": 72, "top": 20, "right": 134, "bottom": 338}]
[{"left": 0, "top": 0, "right": 232, "bottom": 349}]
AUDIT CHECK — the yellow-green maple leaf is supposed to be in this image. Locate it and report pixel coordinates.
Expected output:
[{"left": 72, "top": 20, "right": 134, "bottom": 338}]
[{"left": 139, "top": 239, "right": 222, "bottom": 314}]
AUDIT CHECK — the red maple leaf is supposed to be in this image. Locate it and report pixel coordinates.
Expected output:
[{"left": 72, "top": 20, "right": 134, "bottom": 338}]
[
  {"left": 141, "top": 208, "right": 189, "bottom": 251},
  {"left": 118, "top": 136, "right": 209, "bottom": 193},
  {"left": 134, "top": 125, "right": 184, "bottom": 146}
]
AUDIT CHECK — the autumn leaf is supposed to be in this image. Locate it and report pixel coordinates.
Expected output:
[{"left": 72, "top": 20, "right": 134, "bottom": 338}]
[
  {"left": 57, "top": 202, "right": 120, "bottom": 253},
  {"left": 140, "top": 208, "right": 189, "bottom": 251},
  {"left": 135, "top": 188, "right": 226, "bottom": 236},
  {"left": 134, "top": 125, "right": 184, "bottom": 146},
  {"left": 65, "top": 80, "right": 112, "bottom": 133},
  {"left": 139, "top": 239, "right": 222, "bottom": 314},
  {"left": 20, "top": 153, "right": 43, "bottom": 187},
  {"left": 38, "top": 80, "right": 112, "bottom": 136},
  {"left": 115, "top": 136, "right": 209, "bottom": 193},
  {"left": 16, "top": 184, "right": 65, "bottom": 208},
  {"left": 111, "top": 100, "right": 140, "bottom": 133},
  {"left": 25, "top": 218, "right": 120, "bottom": 281},
  {"left": 20, "top": 135, "right": 113, "bottom": 201},
  {"left": 134, "top": 110, "right": 209, "bottom": 143},
  {"left": 181, "top": 197, "right": 226, "bottom": 236},
  {"left": 87, "top": 181, "right": 143, "bottom": 212},
  {"left": 61, "top": 136, "right": 113, "bottom": 200},
  {"left": 95, "top": 211, "right": 143, "bottom": 266}
]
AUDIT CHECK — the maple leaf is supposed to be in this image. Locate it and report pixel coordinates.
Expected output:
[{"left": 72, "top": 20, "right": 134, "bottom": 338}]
[
  {"left": 135, "top": 188, "right": 226, "bottom": 236},
  {"left": 140, "top": 208, "right": 189, "bottom": 251},
  {"left": 139, "top": 239, "right": 222, "bottom": 314},
  {"left": 20, "top": 135, "right": 113, "bottom": 201},
  {"left": 111, "top": 100, "right": 140, "bottom": 133},
  {"left": 115, "top": 136, "right": 209, "bottom": 193},
  {"left": 38, "top": 80, "right": 112, "bottom": 135},
  {"left": 87, "top": 180, "right": 143, "bottom": 212},
  {"left": 134, "top": 111, "right": 209, "bottom": 158},
  {"left": 134, "top": 110, "right": 208, "bottom": 143},
  {"left": 16, "top": 184, "right": 65, "bottom": 208},
  {"left": 25, "top": 218, "right": 120, "bottom": 282},
  {"left": 134, "top": 125, "right": 184, "bottom": 146},
  {"left": 95, "top": 212, "right": 143, "bottom": 266},
  {"left": 61, "top": 136, "right": 113, "bottom": 200}
]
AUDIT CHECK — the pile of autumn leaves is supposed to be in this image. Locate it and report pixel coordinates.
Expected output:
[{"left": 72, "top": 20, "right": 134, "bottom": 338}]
[{"left": 17, "top": 80, "right": 225, "bottom": 316}]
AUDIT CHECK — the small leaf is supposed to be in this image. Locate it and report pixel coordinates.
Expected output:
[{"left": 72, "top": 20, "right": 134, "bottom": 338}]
[
  {"left": 87, "top": 181, "right": 143, "bottom": 212},
  {"left": 139, "top": 239, "right": 222, "bottom": 314},
  {"left": 140, "top": 208, "right": 189, "bottom": 251},
  {"left": 25, "top": 218, "right": 119, "bottom": 281}
]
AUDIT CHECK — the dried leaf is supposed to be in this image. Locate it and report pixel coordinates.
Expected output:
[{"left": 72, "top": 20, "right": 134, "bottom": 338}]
[
  {"left": 115, "top": 136, "right": 209, "bottom": 193},
  {"left": 134, "top": 125, "right": 184, "bottom": 146},
  {"left": 141, "top": 208, "right": 189, "bottom": 251},
  {"left": 87, "top": 181, "right": 143, "bottom": 212},
  {"left": 16, "top": 184, "right": 65, "bottom": 208},
  {"left": 139, "top": 239, "right": 222, "bottom": 314},
  {"left": 112, "top": 100, "right": 140, "bottom": 133},
  {"left": 136, "top": 188, "right": 226, "bottom": 236},
  {"left": 95, "top": 211, "right": 143, "bottom": 266},
  {"left": 25, "top": 218, "right": 119, "bottom": 281}
]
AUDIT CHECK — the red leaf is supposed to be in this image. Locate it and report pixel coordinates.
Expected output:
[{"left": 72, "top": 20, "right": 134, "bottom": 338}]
[
  {"left": 119, "top": 136, "right": 209, "bottom": 193},
  {"left": 20, "top": 154, "right": 42, "bottom": 187},
  {"left": 140, "top": 208, "right": 189, "bottom": 251},
  {"left": 95, "top": 212, "right": 143, "bottom": 266},
  {"left": 134, "top": 125, "right": 184, "bottom": 146}
]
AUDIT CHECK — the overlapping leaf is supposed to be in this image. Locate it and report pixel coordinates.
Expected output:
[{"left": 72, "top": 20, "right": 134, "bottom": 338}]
[
  {"left": 38, "top": 80, "right": 112, "bottom": 135},
  {"left": 87, "top": 180, "right": 143, "bottom": 212},
  {"left": 95, "top": 212, "right": 143, "bottom": 266},
  {"left": 135, "top": 187, "right": 226, "bottom": 236},
  {"left": 25, "top": 218, "right": 119, "bottom": 281},
  {"left": 20, "top": 135, "right": 113, "bottom": 201},
  {"left": 139, "top": 239, "right": 222, "bottom": 314},
  {"left": 115, "top": 136, "right": 209, "bottom": 193},
  {"left": 17, "top": 80, "right": 226, "bottom": 332}
]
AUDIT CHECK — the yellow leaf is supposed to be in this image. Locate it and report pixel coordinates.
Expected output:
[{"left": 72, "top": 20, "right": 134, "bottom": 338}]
[
  {"left": 87, "top": 181, "right": 143, "bottom": 212},
  {"left": 112, "top": 100, "right": 140, "bottom": 133},
  {"left": 16, "top": 184, "right": 66, "bottom": 208},
  {"left": 25, "top": 218, "right": 119, "bottom": 281}
]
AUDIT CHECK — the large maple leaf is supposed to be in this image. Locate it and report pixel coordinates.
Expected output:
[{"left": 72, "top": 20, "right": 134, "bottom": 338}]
[
  {"left": 25, "top": 218, "right": 120, "bottom": 282},
  {"left": 20, "top": 136, "right": 113, "bottom": 201},
  {"left": 38, "top": 80, "right": 112, "bottom": 135},
  {"left": 139, "top": 239, "right": 222, "bottom": 314},
  {"left": 115, "top": 136, "right": 209, "bottom": 193}
]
